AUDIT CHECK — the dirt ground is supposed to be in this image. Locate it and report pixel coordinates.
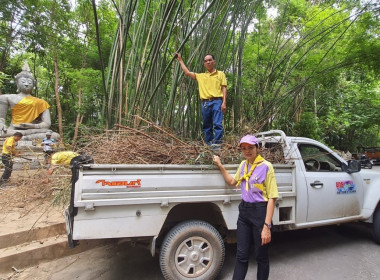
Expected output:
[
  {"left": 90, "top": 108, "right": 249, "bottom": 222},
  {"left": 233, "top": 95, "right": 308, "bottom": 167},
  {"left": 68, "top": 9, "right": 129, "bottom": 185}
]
[
  {"left": 0, "top": 168, "right": 70, "bottom": 280},
  {"left": 0, "top": 168, "right": 69, "bottom": 243}
]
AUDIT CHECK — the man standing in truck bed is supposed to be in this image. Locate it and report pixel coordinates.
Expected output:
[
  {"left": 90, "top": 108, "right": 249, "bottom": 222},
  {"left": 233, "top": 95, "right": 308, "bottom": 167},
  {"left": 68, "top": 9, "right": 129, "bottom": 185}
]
[{"left": 175, "top": 52, "right": 227, "bottom": 146}]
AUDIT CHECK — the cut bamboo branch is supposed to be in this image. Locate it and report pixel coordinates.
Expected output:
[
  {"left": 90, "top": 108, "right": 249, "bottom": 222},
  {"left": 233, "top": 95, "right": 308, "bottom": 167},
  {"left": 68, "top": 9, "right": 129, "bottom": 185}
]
[{"left": 133, "top": 115, "right": 189, "bottom": 146}]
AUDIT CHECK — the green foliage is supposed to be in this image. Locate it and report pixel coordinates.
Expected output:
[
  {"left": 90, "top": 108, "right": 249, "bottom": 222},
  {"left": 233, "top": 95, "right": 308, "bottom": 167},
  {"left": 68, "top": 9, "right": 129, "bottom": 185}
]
[
  {"left": 0, "top": 71, "right": 10, "bottom": 88},
  {"left": 293, "top": 112, "right": 320, "bottom": 140},
  {"left": 319, "top": 71, "right": 380, "bottom": 150},
  {"left": 64, "top": 68, "right": 103, "bottom": 122},
  {"left": 0, "top": 0, "right": 379, "bottom": 151},
  {"left": 237, "top": 0, "right": 380, "bottom": 150}
]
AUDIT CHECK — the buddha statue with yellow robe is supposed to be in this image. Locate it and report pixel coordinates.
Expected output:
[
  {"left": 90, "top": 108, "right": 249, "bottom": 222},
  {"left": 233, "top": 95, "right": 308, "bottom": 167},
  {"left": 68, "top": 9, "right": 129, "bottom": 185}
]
[{"left": 0, "top": 62, "right": 60, "bottom": 141}]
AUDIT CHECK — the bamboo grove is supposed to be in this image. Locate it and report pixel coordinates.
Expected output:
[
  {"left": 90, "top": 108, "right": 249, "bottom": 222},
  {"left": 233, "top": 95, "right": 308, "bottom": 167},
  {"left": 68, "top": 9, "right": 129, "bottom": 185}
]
[
  {"left": 1, "top": 0, "right": 379, "bottom": 150},
  {"left": 103, "top": 0, "right": 257, "bottom": 138},
  {"left": 103, "top": 0, "right": 380, "bottom": 147}
]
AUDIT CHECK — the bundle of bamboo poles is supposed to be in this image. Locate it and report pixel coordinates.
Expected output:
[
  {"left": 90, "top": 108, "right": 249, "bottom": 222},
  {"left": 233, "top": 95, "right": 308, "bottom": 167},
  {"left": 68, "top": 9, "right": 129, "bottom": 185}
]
[{"left": 80, "top": 123, "right": 285, "bottom": 165}]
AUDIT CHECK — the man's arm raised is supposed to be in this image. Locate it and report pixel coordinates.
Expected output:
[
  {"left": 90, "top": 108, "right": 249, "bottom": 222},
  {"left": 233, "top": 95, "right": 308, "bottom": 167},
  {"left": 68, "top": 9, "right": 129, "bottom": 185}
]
[{"left": 175, "top": 52, "right": 196, "bottom": 80}]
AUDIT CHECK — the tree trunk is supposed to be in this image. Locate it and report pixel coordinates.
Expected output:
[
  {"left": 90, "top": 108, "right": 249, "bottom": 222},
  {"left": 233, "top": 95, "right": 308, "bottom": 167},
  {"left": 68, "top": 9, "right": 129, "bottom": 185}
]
[
  {"left": 118, "top": 6, "right": 123, "bottom": 126},
  {"left": 52, "top": 45, "right": 63, "bottom": 141},
  {"left": 72, "top": 83, "right": 83, "bottom": 148},
  {"left": 91, "top": 0, "right": 108, "bottom": 127}
]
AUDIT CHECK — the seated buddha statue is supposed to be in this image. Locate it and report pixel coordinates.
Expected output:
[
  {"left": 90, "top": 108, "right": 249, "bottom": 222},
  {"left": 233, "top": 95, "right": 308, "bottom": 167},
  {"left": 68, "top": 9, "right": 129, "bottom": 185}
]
[{"left": 0, "top": 62, "right": 60, "bottom": 141}]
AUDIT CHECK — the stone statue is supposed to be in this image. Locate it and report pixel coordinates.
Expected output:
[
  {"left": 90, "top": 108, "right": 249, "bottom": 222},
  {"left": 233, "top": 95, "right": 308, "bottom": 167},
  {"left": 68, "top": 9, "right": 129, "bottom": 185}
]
[{"left": 0, "top": 62, "right": 59, "bottom": 141}]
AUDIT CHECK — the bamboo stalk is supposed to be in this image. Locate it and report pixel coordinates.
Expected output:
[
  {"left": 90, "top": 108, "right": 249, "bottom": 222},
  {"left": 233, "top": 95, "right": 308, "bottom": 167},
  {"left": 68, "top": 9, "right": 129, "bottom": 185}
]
[
  {"left": 114, "top": 123, "right": 158, "bottom": 143},
  {"left": 133, "top": 115, "right": 190, "bottom": 146}
]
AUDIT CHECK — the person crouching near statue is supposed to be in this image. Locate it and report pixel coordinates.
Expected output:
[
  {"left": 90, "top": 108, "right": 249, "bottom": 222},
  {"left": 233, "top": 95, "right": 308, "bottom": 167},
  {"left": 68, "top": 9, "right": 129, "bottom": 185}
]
[
  {"left": 47, "top": 151, "right": 79, "bottom": 175},
  {"left": 1, "top": 132, "right": 23, "bottom": 186},
  {"left": 213, "top": 135, "right": 279, "bottom": 280}
]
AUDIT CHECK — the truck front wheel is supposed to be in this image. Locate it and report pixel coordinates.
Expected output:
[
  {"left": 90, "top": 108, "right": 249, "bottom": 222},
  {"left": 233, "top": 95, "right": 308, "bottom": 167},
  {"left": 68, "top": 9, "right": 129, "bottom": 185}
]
[
  {"left": 373, "top": 206, "right": 380, "bottom": 244},
  {"left": 159, "top": 220, "right": 225, "bottom": 280}
]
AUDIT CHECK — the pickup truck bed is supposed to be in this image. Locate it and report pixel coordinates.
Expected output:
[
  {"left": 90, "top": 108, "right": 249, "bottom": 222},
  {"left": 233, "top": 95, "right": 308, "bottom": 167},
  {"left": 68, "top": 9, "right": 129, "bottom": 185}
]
[{"left": 68, "top": 163, "right": 295, "bottom": 241}]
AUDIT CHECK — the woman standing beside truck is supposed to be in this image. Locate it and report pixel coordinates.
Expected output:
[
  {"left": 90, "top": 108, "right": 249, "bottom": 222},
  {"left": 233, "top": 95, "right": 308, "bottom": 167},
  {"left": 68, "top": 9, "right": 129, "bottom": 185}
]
[{"left": 213, "top": 135, "right": 279, "bottom": 280}]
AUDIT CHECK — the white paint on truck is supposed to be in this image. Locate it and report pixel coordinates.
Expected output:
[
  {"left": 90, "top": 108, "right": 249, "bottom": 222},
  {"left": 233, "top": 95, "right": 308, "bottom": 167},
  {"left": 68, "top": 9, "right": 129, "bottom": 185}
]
[{"left": 65, "top": 130, "right": 380, "bottom": 280}]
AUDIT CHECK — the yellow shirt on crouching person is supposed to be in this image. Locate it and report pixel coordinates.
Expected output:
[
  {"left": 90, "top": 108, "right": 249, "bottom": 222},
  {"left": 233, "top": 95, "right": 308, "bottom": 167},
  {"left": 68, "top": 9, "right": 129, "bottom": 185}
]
[{"left": 51, "top": 151, "right": 79, "bottom": 166}]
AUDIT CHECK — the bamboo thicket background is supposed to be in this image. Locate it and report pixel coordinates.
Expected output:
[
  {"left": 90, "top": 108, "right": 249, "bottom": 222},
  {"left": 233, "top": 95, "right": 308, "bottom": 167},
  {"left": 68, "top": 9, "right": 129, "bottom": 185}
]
[
  {"left": 103, "top": 0, "right": 379, "bottom": 150},
  {"left": 2, "top": 0, "right": 379, "bottom": 151},
  {"left": 105, "top": 0, "right": 262, "bottom": 138}
]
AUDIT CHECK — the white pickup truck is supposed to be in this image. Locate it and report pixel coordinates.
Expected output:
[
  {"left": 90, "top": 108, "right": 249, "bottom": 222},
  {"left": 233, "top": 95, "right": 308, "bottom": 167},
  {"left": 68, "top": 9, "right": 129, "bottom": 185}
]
[{"left": 65, "top": 130, "right": 380, "bottom": 280}]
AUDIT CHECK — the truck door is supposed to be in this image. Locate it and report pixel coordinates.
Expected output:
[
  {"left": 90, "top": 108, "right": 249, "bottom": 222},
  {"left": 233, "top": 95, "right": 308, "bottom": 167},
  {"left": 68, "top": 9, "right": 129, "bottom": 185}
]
[{"left": 298, "top": 144, "right": 363, "bottom": 222}]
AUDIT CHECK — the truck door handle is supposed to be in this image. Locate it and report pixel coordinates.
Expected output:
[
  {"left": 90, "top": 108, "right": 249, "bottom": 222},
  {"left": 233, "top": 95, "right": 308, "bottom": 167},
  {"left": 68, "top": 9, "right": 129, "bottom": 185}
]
[{"left": 310, "top": 181, "right": 323, "bottom": 189}]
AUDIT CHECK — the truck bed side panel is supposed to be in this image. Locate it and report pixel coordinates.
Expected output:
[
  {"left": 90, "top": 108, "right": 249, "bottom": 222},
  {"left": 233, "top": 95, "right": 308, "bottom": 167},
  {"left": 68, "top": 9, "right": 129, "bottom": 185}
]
[{"left": 71, "top": 164, "right": 295, "bottom": 239}]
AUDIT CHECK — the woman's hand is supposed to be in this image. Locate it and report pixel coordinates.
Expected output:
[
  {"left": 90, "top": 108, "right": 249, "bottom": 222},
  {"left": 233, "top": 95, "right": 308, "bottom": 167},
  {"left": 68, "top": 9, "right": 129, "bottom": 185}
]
[
  {"left": 261, "top": 226, "right": 271, "bottom": 245},
  {"left": 213, "top": 155, "right": 237, "bottom": 187},
  {"left": 213, "top": 155, "right": 222, "bottom": 167}
]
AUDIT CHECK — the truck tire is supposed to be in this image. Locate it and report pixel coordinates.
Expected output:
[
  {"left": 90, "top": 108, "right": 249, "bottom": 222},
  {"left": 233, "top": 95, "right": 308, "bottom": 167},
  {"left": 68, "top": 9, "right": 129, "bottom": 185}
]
[
  {"left": 373, "top": 207, "right": 380, "bottom": 244},
  {"left": 159, "top": 220, "right": 225, "bottom": 280}
]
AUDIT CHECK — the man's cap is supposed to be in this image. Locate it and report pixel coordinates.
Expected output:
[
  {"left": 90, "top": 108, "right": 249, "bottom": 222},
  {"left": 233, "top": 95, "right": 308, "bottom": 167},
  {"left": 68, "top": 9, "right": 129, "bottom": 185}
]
[
  {"left": 46, "top": 131, "right": 52, "bottom": 136},
  {"left": 239, "top": 135, "right": 259, "bottom": 147}
]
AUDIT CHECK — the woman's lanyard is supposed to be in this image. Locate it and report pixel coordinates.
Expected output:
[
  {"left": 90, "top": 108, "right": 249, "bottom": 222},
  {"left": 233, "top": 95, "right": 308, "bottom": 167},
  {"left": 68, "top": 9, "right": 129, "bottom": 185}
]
[{"left": 236, "top": 155, "right": 264, "bottom": 191}]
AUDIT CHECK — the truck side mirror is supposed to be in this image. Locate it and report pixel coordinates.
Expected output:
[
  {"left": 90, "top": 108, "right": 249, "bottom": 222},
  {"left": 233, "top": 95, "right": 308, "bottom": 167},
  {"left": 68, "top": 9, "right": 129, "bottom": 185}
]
[{"left": 344, "top": 160, "right": 361, "bottom": 174}]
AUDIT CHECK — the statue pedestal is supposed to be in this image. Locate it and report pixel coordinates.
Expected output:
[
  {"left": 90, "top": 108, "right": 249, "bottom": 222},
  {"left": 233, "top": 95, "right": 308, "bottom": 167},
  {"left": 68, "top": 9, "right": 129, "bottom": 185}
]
[
  {"left": 18, "top": 140, "right": 34, "bottom": 147},
  {"left": 1, "top": 131, "right": 61, "bottom": 142},
  {"left": 13, "top": 148, "right": 45, "bottom": 170},
  {"left": 0, "top": 137, "right": 63, "bottom": 170}
]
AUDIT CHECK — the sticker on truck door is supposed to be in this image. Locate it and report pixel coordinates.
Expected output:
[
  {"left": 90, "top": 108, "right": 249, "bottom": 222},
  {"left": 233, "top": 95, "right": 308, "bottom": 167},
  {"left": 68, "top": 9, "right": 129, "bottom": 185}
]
[
  {"left": 96, "top": 179, "right": 141, "bottom": 188},
  {"left": 336, "top": 180, "right": 356, "bottom": 194}
]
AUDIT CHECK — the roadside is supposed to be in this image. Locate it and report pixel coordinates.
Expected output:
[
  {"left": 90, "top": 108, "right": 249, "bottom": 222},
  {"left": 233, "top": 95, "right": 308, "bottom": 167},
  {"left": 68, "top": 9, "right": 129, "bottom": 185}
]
[
  {"left": 0, "top": 169, "right": 67, "bottom": 237},
  {"left": 0, "top": 169, "right": 69, "bottom": 279},
  {"left": 0, "top": 163, "right": 379, "bottom": 280},
  {"left": 6, "top": 223, "right": 380, "bottom": 280}
]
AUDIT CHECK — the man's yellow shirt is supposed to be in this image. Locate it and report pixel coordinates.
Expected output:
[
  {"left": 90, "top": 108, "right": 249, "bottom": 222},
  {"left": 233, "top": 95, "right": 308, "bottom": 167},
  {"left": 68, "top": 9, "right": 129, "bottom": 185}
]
[
  {"left": 195, "top": 70, "right": 227, "bottom": 100},
  {"left": 2, "top": 136, "right": 16, "bottom": 155}
]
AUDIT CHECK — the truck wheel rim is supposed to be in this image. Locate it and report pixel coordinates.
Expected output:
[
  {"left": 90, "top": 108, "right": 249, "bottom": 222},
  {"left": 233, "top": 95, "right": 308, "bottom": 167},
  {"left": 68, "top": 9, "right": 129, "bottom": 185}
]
[{"left": 175, "top": 236, "right": 213, "bottom": 278}]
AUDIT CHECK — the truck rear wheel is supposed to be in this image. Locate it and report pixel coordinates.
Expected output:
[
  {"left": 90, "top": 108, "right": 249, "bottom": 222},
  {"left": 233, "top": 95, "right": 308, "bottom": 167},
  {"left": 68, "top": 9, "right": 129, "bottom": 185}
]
[
  {"left": 159, "top": 220, "right": 225, "bottom": 280},
  {"left": 373, "top": 206, "right": 380, "bottom": 244}
]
